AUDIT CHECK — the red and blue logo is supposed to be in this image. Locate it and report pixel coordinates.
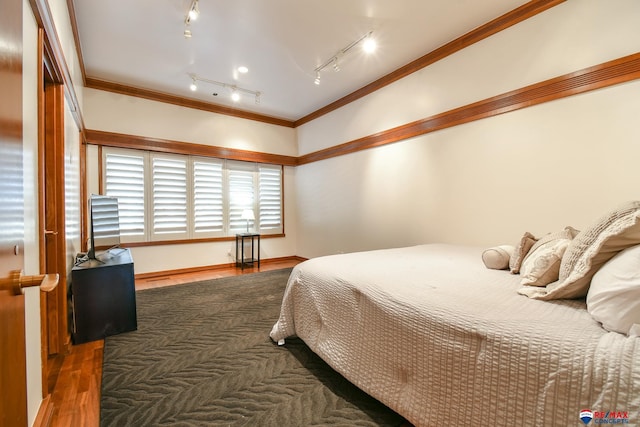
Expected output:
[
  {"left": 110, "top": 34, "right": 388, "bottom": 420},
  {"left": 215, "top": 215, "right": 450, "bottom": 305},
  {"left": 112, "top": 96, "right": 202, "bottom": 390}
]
[
  {"left": 581, "top": 409, "right": 594, "bottom": 425},
  {"left": 580, "top": 409, "right": 630, "bottom": 424}
]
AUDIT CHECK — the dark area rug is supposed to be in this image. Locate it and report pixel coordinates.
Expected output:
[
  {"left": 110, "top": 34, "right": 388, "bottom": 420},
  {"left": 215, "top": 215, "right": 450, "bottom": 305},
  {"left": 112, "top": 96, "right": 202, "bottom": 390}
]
[{"left": 100, "top": 268, "right": 406, "bottom": 426}]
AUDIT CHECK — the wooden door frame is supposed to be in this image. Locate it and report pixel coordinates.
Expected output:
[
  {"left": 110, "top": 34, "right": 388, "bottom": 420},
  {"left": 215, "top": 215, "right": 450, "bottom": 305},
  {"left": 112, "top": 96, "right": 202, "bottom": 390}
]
[{"left": 38, "top": 27, "right": 69, "bottom": 390}]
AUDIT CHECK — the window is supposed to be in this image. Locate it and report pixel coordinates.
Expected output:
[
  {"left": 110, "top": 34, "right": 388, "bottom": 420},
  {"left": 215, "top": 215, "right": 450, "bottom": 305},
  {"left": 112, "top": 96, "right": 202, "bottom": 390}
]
[{"left": 102, "top": 147, "right": 283, "bottom": 243}]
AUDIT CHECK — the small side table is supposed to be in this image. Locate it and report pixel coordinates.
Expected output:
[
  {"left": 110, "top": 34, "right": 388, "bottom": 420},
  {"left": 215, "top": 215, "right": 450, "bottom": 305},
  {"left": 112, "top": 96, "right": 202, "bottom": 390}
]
[{"left": 235, "top": 233, "right": 260, "bottom": 270}]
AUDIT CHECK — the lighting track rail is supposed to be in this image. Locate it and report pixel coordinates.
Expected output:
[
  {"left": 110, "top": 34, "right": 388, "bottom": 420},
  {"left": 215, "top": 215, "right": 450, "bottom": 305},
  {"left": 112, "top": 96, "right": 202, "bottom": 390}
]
[
  {"left": 188, "top": 73, "right": 262, "bottom": 104},
  {"left": 314, "top": 31, "right": 375, "bottom": 85}
]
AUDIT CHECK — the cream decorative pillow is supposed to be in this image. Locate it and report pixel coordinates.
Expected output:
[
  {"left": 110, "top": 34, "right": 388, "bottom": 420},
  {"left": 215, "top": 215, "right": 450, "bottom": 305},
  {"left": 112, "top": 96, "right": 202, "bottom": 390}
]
[
  {"left": 519, "top": 201, "right": 640, "bottom": 300},
  {"left": 509, "top": 232, "right": 537, "bottom": 274},
  {"left": 587, "top": 244, "right": 640, "bottom": 335},
  {"left": 519, "top": 227, "right": 577, "bottom": 287},
  {"left": 520, "top": 238, "right": 570, "bottom": 287},
  {"left": 482, "top": 245, "right": 515, "bottom": 270}
]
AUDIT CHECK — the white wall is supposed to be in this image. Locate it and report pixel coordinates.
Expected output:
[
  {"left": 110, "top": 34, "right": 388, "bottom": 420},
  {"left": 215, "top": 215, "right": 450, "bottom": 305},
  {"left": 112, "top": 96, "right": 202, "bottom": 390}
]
[
  {"left": 84, "top": 88, "right": 297, "bottom": 156},
  {"left": 83, "top": 90, "right": 299, "bottom": 274},
  {"left": 295, "top": 0, "right": 640, "bottom": 258}
]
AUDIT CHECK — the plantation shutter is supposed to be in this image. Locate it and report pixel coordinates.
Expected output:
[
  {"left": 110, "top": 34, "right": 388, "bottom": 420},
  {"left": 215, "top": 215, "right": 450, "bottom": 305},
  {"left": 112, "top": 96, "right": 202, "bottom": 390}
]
[
  {"left": 193, "top": 159, "right": 224, "bottom": 235},
  {"left": 258, "top": 165, "right": 282, "bottom": 233},
  {"left": 101, "top": 149, "right": 285, "bottom": 242},
  {"left": 228, "top": 162, "right": 255, "bottom": 232},
  {"left": 104, "top": 151, "right": 145, "bottom": 238},
  {"left": 152, "top": 155, "right": 188, "bottom": 238}
]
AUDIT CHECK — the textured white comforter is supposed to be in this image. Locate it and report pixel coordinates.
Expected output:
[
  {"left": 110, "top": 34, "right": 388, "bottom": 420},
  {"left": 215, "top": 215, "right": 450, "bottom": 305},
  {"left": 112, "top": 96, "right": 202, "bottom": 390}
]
[{"left": 270, "top": 244, "right": 640, "bottom": 426}]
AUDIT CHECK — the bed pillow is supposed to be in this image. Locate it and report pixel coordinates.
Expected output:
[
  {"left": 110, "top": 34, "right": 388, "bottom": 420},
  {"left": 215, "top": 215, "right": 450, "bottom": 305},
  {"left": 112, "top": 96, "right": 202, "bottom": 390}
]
[
  {"left": 519, "top": 228, "right": 576, "bottom": 287},
  {"left": 519, "top": 201, "right": 640, "bottom": 300},
  {"left": 587, "top": 244, "right": 640, "bottom": 336},
  {"left": 509, "top": 232, "right": 537, "bottom": 274},
  {"left": 482, "top": 245, "right": 515, "bottom": 270}
]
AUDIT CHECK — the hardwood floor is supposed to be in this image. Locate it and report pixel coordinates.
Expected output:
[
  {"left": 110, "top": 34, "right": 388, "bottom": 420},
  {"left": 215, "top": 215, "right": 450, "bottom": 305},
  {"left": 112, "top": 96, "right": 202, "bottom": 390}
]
[{"left": 47, "top": 259, "right": 301, "bottom": 427}]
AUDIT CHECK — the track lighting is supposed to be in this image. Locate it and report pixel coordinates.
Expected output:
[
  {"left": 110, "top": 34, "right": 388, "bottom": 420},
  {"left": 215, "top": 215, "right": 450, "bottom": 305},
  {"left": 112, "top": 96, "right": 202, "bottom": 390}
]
[
  {"left": 188, "top": 73, "right": 262, "bottom": 105},
  {"left": 185, "top": 0, "right": 199, "bottom": 23},
  {"left": 362, "top": 37, "right": 377, "bottom": 53},
  {"left": 184, "top": 0, "right": 199, "bottom": 37},
  {"left": 313, "top": 31, "right": 375, "bottom": 84}
]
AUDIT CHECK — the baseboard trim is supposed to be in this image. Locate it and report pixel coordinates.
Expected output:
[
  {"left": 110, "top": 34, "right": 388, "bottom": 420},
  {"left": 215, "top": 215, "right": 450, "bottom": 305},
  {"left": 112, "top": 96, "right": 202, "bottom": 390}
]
[
  {"left": 33, "top": 395, "right": 54, "bottom": 427},
  {"left": 134, "top": 256, "right": 306, "bottom": 281}
]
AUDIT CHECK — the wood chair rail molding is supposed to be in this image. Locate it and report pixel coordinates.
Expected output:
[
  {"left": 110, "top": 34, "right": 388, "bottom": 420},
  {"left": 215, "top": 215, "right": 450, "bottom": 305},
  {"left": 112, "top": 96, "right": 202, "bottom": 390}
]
[
  {"left": 84, "top": 129, "right": 299, "bottom": 167},
  {"left": 297, "top": 52, "right": 640, "bottom": 165},
  {"left": 86, "top": 53, "right": 640, "bottom": 168}
]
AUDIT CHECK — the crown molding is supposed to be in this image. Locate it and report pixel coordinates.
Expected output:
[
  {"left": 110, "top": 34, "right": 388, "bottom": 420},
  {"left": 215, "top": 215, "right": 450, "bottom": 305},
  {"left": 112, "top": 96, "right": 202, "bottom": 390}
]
[
  {"left": 294, "top": 0, "right": 565, "bottom": 127},
  {"left": 85, "top": 78, "right": 295, "bottom": 128},
  {"left": 69, "top": 0, "right": 563, "bottom": 129}
]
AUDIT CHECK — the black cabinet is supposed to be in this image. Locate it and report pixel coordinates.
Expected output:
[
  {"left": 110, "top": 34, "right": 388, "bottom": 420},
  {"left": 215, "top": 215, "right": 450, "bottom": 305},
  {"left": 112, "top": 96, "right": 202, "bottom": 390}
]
[{"left": 71, "top": 248, "right": 137, "bottom": 344}]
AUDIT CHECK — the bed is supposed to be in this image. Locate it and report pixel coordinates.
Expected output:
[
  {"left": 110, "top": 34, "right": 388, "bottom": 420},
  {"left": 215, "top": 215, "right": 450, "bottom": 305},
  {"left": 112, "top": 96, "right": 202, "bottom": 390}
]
[{"left": 270, "top": 243, "right": 640, "bottom": 426}]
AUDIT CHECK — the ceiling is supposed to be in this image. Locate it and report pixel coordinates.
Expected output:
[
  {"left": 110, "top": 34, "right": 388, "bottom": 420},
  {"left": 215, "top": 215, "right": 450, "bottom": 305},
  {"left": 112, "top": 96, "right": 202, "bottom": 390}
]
[{"left": 72, "top": 0, "right": 530, "bottom": 122}]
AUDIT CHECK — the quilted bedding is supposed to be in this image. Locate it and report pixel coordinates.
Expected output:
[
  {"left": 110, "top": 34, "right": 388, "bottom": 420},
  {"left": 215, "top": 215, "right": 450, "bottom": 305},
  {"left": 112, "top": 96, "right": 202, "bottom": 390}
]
[{"left": 270, "top": 244, "right": 640, "bottom": 426}]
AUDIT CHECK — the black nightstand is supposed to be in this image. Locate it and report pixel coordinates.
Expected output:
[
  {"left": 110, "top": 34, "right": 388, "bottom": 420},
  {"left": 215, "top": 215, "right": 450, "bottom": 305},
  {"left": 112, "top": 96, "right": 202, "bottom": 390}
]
[{"left": 235, "top": 233, "right": 260, "bottom": 270}]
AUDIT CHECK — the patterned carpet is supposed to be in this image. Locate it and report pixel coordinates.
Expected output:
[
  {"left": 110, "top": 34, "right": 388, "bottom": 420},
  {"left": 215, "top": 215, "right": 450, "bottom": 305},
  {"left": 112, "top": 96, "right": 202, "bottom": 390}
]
[{"left": 100, "top": 268, "right": 406, "bottom": 426}]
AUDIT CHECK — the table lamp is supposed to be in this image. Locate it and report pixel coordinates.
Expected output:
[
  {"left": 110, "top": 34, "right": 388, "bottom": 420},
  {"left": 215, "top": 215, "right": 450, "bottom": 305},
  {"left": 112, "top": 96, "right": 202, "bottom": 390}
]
[{"left": 241, "top": 209, "right": 255, "bottom": 232}]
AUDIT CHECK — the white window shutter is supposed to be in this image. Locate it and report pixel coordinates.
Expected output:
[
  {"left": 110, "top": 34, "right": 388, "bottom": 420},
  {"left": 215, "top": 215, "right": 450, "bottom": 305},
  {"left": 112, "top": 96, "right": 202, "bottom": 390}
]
[
  {"left": 152, "top": 155, "right": 188, "bottom": 238},
  {"left": 193, "top": 159, "right": 224, "bottom": 235},
  {"left": 258, "top": 165, "right": 282, "bottom": 233},
  {"left": 104, "top": 151, "right": 145, "bottom": 237},
  {"left": 102, "top": 150, "right": 284, "bottom": 242},
  {"left": 228, "top": 162, "right": 255, "bottom": 232}
]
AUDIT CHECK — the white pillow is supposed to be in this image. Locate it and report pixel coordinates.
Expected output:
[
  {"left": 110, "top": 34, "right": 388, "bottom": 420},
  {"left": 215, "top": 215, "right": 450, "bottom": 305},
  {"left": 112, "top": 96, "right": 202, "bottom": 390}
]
[
  {"left": 482, "top": 245, "right": 515, "bottom": 270},
  {"left": 586, "top": 244, "right": 640, "bottom": 335}
]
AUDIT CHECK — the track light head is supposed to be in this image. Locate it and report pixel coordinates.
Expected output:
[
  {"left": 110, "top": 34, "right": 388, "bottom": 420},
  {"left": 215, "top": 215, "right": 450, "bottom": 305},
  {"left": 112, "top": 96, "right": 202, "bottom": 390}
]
[
  {"left": 362, "top": 36, "right": 377, "bottom": 53},
  {"left": 231, "top": 90, "right": 240, "bottom": 102},
  {"left": 184, "top": 28, "right": 192, "bottom": 38},
  {"left": 189, "top": 78, "right": 197, "bottom": 91},
  {"left": 188, "top": 0, "right": 199, "bottom": 21},
  {"left": 185, "top": 0, "right": 199, "bottom": 25},
  {"left": 313, "top": 31, "right": 374, "bottom": 84}
]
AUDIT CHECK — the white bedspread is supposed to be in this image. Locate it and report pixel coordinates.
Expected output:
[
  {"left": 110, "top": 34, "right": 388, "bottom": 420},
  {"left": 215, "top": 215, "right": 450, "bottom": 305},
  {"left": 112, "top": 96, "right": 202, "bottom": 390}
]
[{"left": 270, "top": 244, "right": 640, "bottom": 426}]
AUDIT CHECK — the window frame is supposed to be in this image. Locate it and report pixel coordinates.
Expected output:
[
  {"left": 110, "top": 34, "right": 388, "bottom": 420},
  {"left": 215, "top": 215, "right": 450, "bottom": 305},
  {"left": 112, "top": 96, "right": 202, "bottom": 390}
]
[{"left": 100, "top": 146, "right": 284, "bottom": 246}]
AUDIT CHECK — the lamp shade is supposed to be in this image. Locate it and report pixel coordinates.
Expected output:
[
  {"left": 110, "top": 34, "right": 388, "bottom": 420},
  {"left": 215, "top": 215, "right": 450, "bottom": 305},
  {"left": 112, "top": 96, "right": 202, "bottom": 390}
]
[{"left": 241, "top": 209, "right": 255, "bottom": 221}]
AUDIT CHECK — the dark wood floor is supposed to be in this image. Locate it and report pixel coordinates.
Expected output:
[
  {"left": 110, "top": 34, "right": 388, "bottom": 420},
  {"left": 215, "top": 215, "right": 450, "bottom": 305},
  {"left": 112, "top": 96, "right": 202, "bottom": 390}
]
[{"left": 48, "top": 259, "right": 301, "bottom": 427}]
